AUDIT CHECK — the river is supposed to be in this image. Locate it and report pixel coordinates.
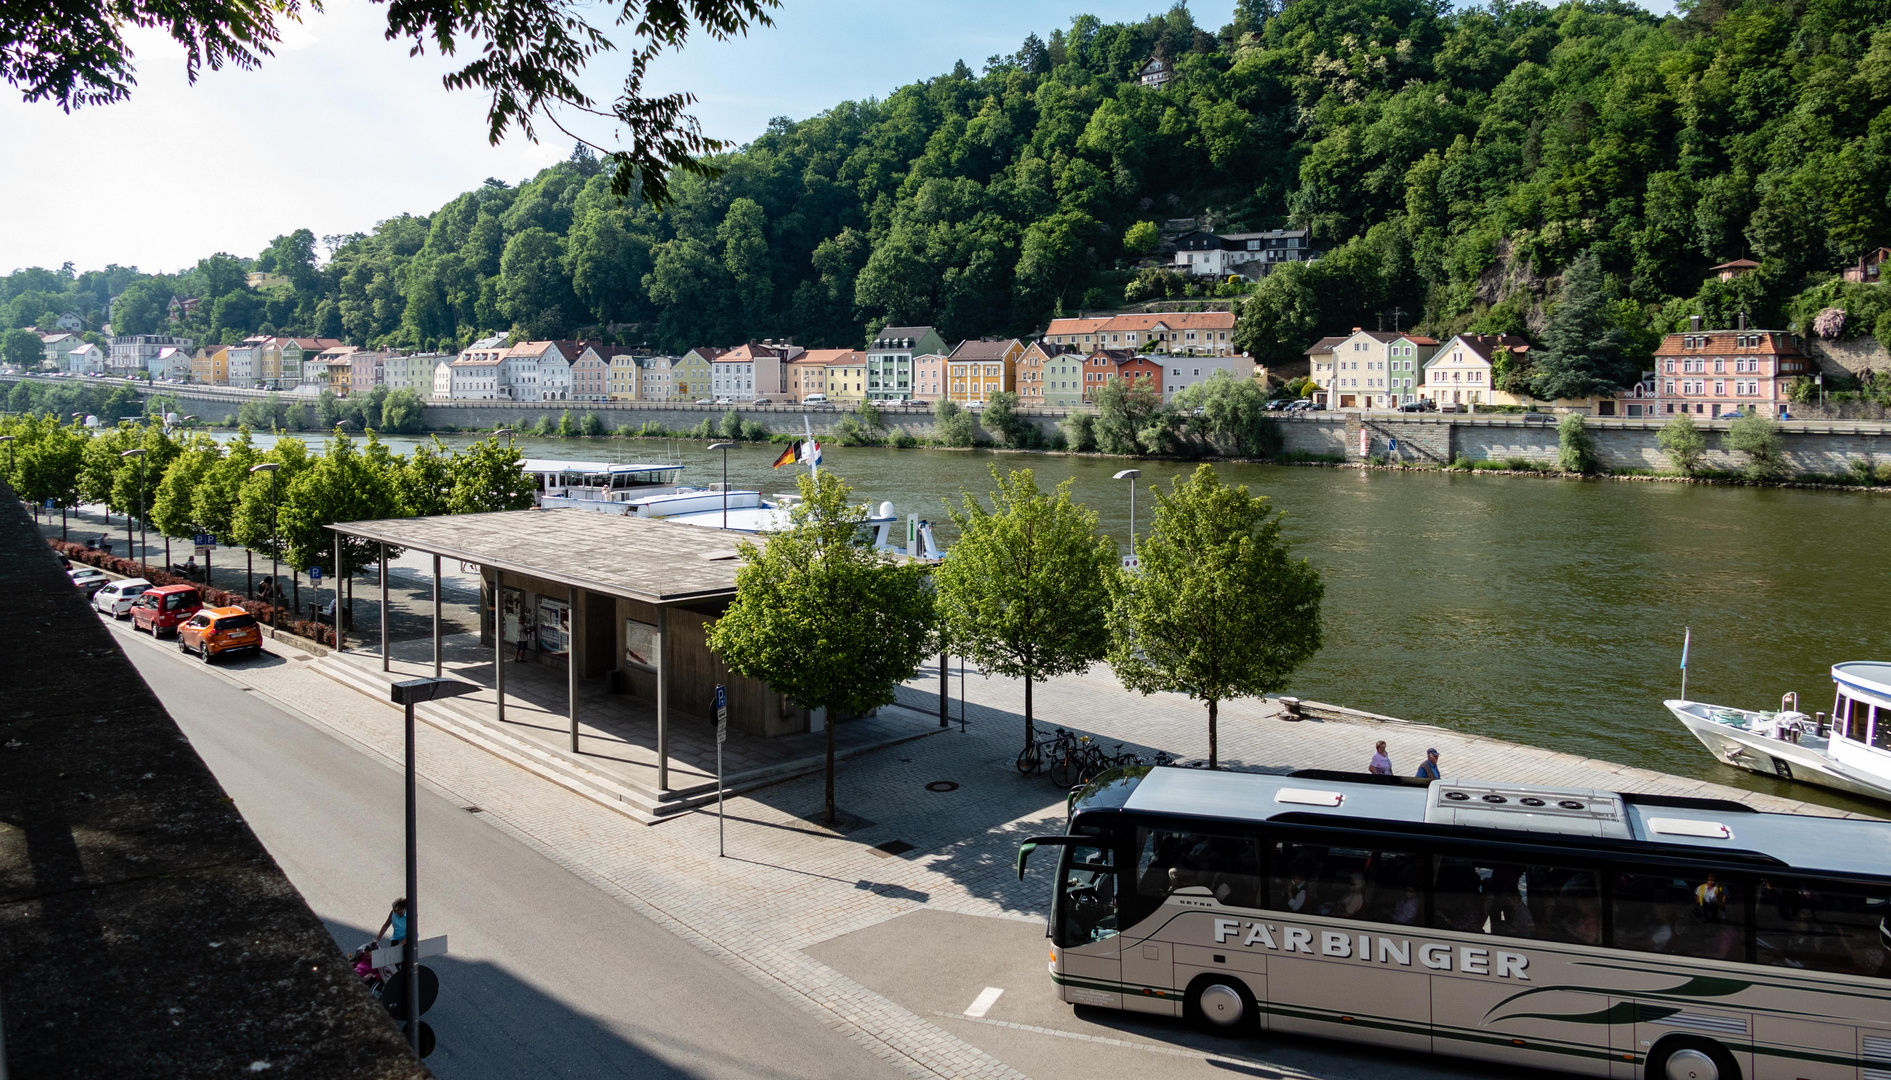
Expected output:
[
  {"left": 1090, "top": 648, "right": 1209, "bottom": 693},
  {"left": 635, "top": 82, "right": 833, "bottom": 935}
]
[{"left": 222, "top": 430, "right": 1891, "bottom": 814}]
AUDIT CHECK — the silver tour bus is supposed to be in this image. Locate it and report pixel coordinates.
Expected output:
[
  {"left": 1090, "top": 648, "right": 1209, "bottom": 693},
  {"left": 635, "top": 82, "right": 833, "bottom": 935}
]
[{"left": 1016, "top": 767, "right": 1891, "bottom": 1080}]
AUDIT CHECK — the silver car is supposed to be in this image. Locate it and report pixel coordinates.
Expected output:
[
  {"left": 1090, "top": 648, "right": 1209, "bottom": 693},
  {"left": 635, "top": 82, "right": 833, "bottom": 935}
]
[{"left": 93, "top": 578, "right": 153, "bottom": 619}]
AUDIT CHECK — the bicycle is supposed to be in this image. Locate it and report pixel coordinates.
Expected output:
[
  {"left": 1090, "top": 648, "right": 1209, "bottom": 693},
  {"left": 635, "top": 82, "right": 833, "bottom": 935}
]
[
  {"left": 1047, "top": 731, "right": 1090, "bottom": 787},
  {"left": 1017, "top": 726, "right": 1076, "bottom": 776}
]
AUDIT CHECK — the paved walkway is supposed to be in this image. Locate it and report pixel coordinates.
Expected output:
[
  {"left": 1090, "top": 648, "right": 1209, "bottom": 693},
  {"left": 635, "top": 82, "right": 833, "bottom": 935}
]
[{"left": 75, "top": 532, "right": 1881, "bottom": 1079}]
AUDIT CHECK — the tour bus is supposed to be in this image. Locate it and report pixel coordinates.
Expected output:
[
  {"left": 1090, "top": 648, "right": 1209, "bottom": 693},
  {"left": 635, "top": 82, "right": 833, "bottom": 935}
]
[{"left": 1016, "top": 767, "right": 1891, "bottom": 1080}]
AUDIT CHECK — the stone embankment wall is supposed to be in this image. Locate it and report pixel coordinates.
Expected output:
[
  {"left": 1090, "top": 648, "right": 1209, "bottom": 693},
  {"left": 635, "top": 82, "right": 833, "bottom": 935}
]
[{"left": 11, "top": 377, "right": 1890, "bottom": 475}]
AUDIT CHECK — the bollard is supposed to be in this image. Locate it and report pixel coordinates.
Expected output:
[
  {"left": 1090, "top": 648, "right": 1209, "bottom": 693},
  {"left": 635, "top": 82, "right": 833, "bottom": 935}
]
[{"left": 1278, "top": 696, "right": 1302, "bottom": 722}]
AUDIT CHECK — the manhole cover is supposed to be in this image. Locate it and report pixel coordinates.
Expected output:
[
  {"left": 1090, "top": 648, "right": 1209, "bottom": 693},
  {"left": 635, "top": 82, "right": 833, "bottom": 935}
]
[
  {"left": 925, "top": 780, "right": 959, "bottom": 793},
  {"left": 869, "top": 840, "right": 917, "bottom": 858}
]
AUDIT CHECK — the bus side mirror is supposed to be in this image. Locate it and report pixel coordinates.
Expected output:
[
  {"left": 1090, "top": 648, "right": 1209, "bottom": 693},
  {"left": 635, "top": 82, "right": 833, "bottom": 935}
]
[{"left": 1015, "top": 842, "right": 1037, "bottom": 881}]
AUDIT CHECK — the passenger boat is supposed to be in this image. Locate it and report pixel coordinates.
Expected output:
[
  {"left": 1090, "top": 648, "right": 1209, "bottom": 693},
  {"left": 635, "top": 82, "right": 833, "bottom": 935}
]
[
  {"left": 1666, "top": 661, "right": 1891, "bottom": 802},
  {"left": 523, "top": 459, "right": 688, "bottom": 511}
]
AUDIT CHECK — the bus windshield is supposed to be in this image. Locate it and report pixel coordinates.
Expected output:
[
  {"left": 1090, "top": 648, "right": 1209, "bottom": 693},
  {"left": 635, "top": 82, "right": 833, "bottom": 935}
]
[{"left": 1057, "top": 837, "right": 1119, "bottom": 947}]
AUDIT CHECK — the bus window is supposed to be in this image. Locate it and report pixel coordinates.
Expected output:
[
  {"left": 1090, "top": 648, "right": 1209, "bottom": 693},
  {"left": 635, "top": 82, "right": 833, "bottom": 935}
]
[
  {"left": 1130, "top": 829, "right": 1261, "bottom": 920},
  {"left": 1754, "top": 879, "right": 1891, "bottom": 978},
  {"left": 1430, "top": 859, "right": 1600, "bottom": 944},
  {"left": 1060, "top": 840, "right": 1120, "bottom": 947},
  {"left": 1272, "top": 843, "right": 1421, "bottom": 924},
  {"left": 1612, "top": 871, "right": 1748, "bottom": 961}
]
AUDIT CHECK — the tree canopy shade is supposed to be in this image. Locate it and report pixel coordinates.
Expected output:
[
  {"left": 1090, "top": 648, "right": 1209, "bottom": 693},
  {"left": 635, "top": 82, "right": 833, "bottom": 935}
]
[
  {"left": 706, "top": 471, "right": 934, "bottom": 824},
  {"left": 0, "top": 0, "right": 778, "bottom": 208},
  {"left": 1107, "top": 465, "right": 1323, "bottom": 769},
  {"left": 933, "top": 467, "right": 1116, "bottom": 751}
]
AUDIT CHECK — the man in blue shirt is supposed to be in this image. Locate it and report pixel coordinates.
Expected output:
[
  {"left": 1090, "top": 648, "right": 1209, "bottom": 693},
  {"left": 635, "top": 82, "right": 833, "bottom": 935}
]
[{"left": 1416, "top": 748, "right": 1442, "bottom": 780}]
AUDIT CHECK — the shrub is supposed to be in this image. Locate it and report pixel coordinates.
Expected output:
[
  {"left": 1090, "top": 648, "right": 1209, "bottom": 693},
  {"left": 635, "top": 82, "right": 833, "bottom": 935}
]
[
  {"left": 1725, "top": 412, "right": 1789, "bottom": 481},
  {"left": 1656, "top": 412, "right": 1707, "bottom": 474},
  {"left": 1451, "top": 452, "right": 1472, "bottom": 470},
  {"left": 1504, "top": 456, "right": 1533, "bottom": 471},
  {"left": 1368, "top": 453, "right": 1387, "bottom": 466},
  {"left": 1556, "top": 414, "right": 1598, "bottom": 474},
  {"left": 890, "top": 430, "right": 918, "bottom": 449},
  {"left": 740, "top": 420, "right": 770, "bottom": 441},
  {"left": 579, "top": 412, "right": 605, "bottom": 437},
  {"left": 1063, "top": 411, "right": 1097, "bottom": 452}
]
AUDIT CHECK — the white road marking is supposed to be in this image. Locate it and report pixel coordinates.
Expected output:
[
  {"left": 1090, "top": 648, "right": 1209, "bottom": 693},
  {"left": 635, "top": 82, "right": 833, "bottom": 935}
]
[{"left": 963, "top": 986, "right": 1004, "bottom": 1018}]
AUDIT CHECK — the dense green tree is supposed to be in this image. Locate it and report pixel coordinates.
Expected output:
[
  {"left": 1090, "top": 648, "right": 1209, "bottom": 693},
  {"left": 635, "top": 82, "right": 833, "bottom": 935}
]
[
  {"left": 2, "top": 328, "right": 42, "bottom": 369},
  {"left": 1656, "top": 413, "right": 1706, "bottom": 475},
  {"left": 706, "top": 471, "right": 934, "bottom": 824},
  {"left": 934, "top": 467, "right": 1116, "bottom": 751},
  {"left": 448, "top": 436, "right": 536, "bottom": 514},
  {"left": 1726, "top": 412, "right": 1790, "bottom": 481},
  {"left": 1106, "top": 465, "right": 1324, "bottom": 769},
  {"left": 277, "top": 431, "right": 404, "bottom": 579},
  {"left": 1532, "top": 251, "right": 1628, "bottom": 401}
]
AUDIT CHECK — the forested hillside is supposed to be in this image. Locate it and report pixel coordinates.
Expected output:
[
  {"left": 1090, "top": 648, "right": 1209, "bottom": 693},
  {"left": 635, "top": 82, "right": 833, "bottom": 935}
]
[{"left": 7, "top": 0, "right": 1890, "bottom": 372}]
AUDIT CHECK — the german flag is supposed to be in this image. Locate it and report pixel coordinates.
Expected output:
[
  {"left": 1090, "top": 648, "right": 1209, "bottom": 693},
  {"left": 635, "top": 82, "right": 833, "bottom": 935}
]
[{"left": 771, "top": 442, "right": 801, "bottom": 468}]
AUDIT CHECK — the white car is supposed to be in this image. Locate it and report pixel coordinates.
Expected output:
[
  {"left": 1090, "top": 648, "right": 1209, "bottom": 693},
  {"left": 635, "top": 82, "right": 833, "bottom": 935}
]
[{"left": 93, "top": 578, "right": 152, "bottom": 618}]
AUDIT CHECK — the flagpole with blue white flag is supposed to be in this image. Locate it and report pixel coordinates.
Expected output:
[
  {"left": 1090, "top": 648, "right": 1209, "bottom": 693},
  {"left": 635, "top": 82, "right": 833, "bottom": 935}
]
[{"left": 1680, "top": 626, "right": 1690, "bottom": 701}]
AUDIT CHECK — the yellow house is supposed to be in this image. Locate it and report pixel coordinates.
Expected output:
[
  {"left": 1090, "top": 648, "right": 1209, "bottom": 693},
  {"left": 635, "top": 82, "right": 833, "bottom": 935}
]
[
  {"left": 206, "top": 345, "right": 231, "bottom": 385},
  {"left": 826, "top": 353, "right": 867, "bottom": 403},
  {"left": 190, "top": 347, "right": 215, "bottom": 384},
  {"left": 675, "top": 349, "right": 716, "bottom": 401},
  {"left": 945, "top": 338, "right": 1022, "bottom": 404},
  {"left": 607, "top": 352, "right": 641, "bottom": 401}
]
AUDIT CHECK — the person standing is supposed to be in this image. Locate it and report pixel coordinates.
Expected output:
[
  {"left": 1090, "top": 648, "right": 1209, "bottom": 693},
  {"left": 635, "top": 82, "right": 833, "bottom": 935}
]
[
  {"left": 1368, "top": 740, "right": 1393, "bottom": 775},
  {"left": 1416, "top": 747, "right": 1442, "bottom": 780},
  {"left": 514, "top": 608, "right": 535, "bottom": 663},
  {"left": 376, "top": 897, "right": 409, "bottom": 948}
]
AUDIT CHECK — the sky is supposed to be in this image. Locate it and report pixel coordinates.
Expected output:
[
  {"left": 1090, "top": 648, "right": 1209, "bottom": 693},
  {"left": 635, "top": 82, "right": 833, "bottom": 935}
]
[{"left": 0, "top": 0, "right": 1674, "bottom": 277}]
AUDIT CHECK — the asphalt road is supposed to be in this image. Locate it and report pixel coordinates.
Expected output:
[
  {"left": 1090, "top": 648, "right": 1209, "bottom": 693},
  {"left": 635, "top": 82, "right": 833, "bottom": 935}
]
[{"left": 107, "top": 616, "right": 905, "bottom": 1080}]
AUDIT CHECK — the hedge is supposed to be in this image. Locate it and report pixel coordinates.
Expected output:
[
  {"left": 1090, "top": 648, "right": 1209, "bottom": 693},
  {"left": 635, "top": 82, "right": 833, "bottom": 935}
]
[{"left": 53, "top": 539, "right": 336, "bottom": 647}]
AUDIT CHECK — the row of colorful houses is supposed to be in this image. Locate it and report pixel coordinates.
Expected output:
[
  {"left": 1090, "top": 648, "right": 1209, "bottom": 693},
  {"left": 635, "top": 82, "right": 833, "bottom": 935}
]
[{"left": 1301, "top": 316, "right": 1809, "bottom": 418}]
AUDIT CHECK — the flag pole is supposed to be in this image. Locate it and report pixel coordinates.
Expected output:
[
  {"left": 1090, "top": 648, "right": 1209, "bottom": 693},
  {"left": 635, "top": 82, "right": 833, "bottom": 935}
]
[{"left": 1680, "top": 626, "right": 1690, "bottom": 701}]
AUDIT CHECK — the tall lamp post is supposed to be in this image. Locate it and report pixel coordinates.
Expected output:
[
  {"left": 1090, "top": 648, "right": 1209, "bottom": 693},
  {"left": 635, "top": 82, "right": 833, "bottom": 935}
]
[
  {"left": 387, "top": 677, "right": 477, "bottom": 1056},
  {"left": 1113, "top": 468, "right": 1141, "bottom": 555},
  {"left": 250, "top": 462, "right": 281, "bottom": 619},
  {"left": 707, "top": 442, "right": 735, "bottom": 528},
  {"left": 121, "top": 447, "right": 147, "bottom": 569}
]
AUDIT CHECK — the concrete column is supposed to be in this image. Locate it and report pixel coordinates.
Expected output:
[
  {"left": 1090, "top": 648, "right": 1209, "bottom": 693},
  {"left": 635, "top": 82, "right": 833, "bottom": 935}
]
[
  {"left": 432, "top": 554, "right": 442, "bottom": 678},
  {"left": 655, "top": 604, "right": 669, "bottom": 791},
  {"left": 380, "top": 542, "right": 389, "bottom": 672},
  {"left": 568, "top": 584, "right": 579, "bottom": 754},
  {"left": 333, "top": 533, "right": 343, "bottom": 651},
  {"left": 494, "top": 568, "right": 505, "bottom": 723}
]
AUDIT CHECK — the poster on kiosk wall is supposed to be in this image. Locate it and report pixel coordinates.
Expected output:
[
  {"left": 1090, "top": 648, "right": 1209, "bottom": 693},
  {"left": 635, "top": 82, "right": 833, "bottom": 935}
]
[{"left": 537, "top": 597, "right": 571, "bottom": 656}]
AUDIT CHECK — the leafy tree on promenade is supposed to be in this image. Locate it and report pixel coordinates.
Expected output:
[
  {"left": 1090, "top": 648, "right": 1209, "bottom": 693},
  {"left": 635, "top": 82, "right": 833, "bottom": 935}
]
[
  {"left": 150, "top": 433, "right": 221, "bottom": 546},
  {"left": 77, "top": 422, "right": 140, "bottom": 517},
  {"left": 448, "top": 436, "right": 536, "bottom": 514},
  {"left": 232, "top": 436, "right": 316, "bottom": 574},
  {"left": 9, "top": 414, "right": 86, "bottom": 511},
  {"left": 980, "top": 391, "right": 1032, "bottom": 447},
  {"left": 277, "top": 431, "right": 404, "bottom": 580},
  {"left": 934, "top": 467, "right": 1116, "bottom": 753},
  {"left": 707, "top": 471, "right": 934, "bottom": 824},
  {"left": 1656, "top": 412, "right": 1706, "bottom": 475},
  {"left": 1107, "top": 465, "right": 1324, "bottom": 769},
  {"left": 1726, "top": 411, "right": 1789, "bottom": 481},
  {"left": 190, "top": 427, "right": 260, "bottom": 548},
  {"left": 400, "top": 437, "right": 459, "bottom": 517}
]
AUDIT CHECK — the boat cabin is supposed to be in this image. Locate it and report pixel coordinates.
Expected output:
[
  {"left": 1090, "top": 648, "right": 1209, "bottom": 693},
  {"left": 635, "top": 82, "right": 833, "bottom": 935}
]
[
  {"left": 1832, "top": 661, "right": 1891, "bottom": 754},
  {"left": 523, "top": 459, "right": 685, "bottom": 507}
]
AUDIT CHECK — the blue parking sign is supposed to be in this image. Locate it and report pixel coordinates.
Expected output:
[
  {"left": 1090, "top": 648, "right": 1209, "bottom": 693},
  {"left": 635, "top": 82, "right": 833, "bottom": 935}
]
[
  {"left": 310, "top": 566, "right": 323, "bottom": 581},
  {"left": 44, "top": 498, "right": 56, "bottom": 509}
]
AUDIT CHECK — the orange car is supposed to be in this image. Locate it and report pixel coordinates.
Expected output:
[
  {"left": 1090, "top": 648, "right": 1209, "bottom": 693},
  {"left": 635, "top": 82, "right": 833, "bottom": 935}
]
[{"left": 178, "top": 606, "right": 263, "bottom": 662}]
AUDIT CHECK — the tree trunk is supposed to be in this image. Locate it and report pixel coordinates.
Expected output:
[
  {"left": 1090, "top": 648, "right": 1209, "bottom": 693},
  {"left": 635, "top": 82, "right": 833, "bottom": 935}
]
[
  {"left": 939, "top": 650, "right": 948, "bottom": 728},
  {"left": 1024, "top": 674, "right": 1034, "bottom": 752},
  {"left": 823, "top": 711, "right": 837, "bottom": 825},
  {"left": 1208, "top": 698, "right": 1219, "bottom": 770}
]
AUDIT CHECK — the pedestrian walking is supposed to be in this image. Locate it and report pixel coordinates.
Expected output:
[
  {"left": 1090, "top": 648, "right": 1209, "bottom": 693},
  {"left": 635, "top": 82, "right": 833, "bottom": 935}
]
[
  {"left": 376, "top": 897, "right": 408, "bottom": 948},
  {"left": 1368, "top": 740, "right": 1392, "bottom": 776},
  {"left": 1416, "top": 747, "right": 1442, "bottom": 780}
]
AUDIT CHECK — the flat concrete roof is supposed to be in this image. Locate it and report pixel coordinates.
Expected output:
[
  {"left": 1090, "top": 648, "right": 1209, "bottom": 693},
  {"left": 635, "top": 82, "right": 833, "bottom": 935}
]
[{"left": 330, "top": 508, "right": 744, "bottom": 603}]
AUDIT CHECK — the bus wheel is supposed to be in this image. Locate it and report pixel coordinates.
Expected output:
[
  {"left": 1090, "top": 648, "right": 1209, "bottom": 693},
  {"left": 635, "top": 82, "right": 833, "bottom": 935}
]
[
  {"left": 1648, "top": 1036, "right": 1739, "bottom": 1080},
  {"left": 1184, "top": 974, "right": 1254, "bottom": 1037}
]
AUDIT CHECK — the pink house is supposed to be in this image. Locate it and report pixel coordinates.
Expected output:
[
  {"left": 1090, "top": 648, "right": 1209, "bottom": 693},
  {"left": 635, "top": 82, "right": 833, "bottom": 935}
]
[
  {"left": 911, "top": 353, "right": 947, "bottom": 403},
  {"left": 1653, "top": 318, "right": 1809, "bottom": 419}
]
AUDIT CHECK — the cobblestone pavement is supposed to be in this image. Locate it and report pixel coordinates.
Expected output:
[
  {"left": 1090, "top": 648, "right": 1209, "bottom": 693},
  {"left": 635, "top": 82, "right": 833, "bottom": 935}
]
[{"left": 94, "top": 606, "right": 1877, "bottom": 1079}]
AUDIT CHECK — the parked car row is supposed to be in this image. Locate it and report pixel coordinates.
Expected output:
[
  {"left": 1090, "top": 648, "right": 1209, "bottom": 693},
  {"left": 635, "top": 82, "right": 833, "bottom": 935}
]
[{"left": 67, "top": 562, "right": 263, "bottom": 663}]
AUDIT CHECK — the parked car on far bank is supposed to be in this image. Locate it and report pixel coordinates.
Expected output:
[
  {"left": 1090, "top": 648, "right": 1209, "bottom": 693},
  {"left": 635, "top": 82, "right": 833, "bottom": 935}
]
[
  {"left": 92, "top": 578, "right": 152, "bottom": 618},
  {"left": 178, "top": 607, "right": 262, "bottom": 662}
]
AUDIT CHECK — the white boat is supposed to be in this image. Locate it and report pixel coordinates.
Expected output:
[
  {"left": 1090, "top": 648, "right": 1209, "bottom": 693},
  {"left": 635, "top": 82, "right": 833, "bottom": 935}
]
[
  {"left": 523, "top": 459, "right": 688, "bottom": 511},
  {"left": 1666, "top": 661, "right": 1891, "bottom": 802}
]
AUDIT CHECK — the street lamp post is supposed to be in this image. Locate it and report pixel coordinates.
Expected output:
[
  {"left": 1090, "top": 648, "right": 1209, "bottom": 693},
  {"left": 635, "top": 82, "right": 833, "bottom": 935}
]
[
  {"left": 707, "top": 442, "right": 735, "bottom": 528},
  {"left": 121, "top": 447, "right": 146, "bottom": 569},
  {"left": 251, "top": 463, "right": 280, "bottom": 620},
  {"left": 1113, "top": 468, "right": 1141, "bottom": 554},
  {"left": 387, "top": 677, "right": 478, "bottom": 1056}
]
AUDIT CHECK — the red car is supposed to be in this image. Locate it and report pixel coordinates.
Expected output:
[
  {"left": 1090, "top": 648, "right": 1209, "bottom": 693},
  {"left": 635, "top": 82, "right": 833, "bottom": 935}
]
[{"left": 130, "top": 584, "right": 202, "bottom": 637}]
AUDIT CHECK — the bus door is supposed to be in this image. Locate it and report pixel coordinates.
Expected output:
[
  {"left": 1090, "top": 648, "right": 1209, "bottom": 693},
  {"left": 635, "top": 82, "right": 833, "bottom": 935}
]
[
  {"left": 1123, "top": 828, "right": 1268, "bottom": 1020},
  {"left": 1054, "top": 836, "right": 1123, "bottom": 1010}
]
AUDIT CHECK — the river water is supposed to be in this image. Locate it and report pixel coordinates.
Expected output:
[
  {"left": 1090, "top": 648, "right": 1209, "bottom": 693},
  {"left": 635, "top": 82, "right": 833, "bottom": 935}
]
[{"left": 228, "top": 430, "right": 1891, "bottom": 813}]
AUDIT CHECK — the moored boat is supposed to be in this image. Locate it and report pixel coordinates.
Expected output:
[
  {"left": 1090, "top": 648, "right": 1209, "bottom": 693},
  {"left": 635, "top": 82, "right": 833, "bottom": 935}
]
[{"left": 1666, "top": 661, "right": 1891, "bottom": 802}]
